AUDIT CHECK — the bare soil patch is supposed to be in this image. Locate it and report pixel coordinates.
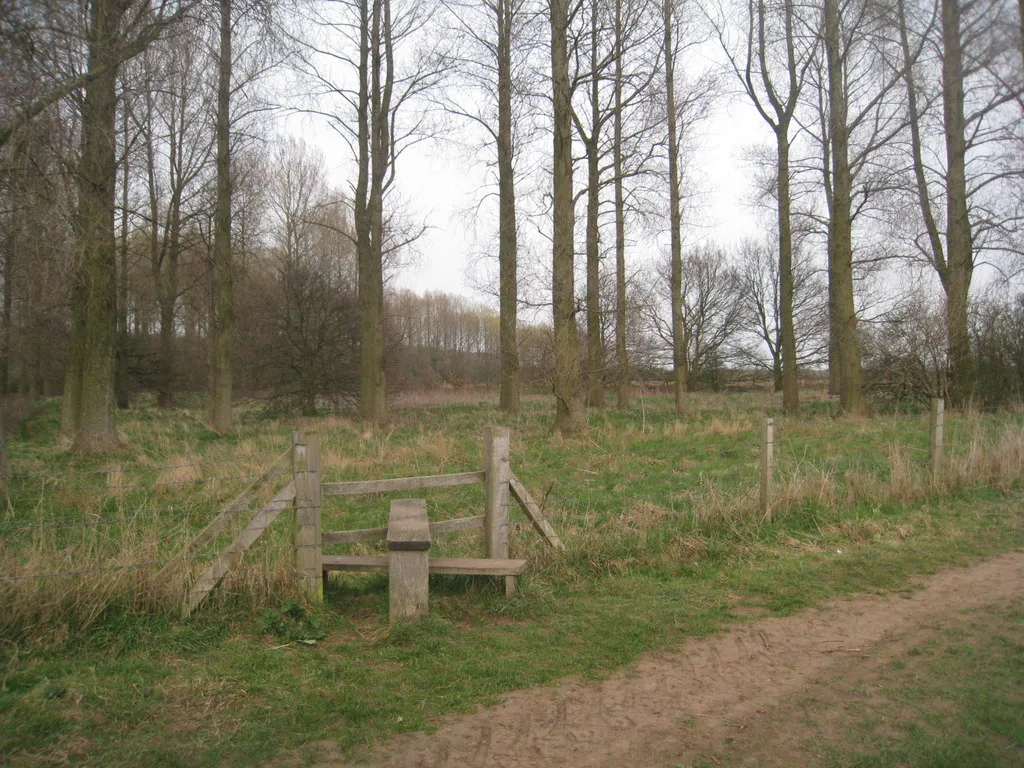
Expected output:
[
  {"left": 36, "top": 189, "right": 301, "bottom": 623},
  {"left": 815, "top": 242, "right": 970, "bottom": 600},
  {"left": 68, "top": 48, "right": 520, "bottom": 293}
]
[{"left": 277, "top": 552, "right": 1024, "bottom": 768}]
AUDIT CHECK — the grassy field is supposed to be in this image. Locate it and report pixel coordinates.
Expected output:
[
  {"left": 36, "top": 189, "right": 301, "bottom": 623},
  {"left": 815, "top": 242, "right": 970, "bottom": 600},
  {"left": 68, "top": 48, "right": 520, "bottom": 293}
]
[{"left": 1, "top": 390, "right": 1022, "bottom": 766}]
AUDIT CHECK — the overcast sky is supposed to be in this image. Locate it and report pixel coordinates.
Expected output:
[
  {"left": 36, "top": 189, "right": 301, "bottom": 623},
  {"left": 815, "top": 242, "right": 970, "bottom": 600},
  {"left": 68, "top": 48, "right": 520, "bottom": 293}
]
[{"left": 282, "top": 25, "right": 778, "bottom": 306}]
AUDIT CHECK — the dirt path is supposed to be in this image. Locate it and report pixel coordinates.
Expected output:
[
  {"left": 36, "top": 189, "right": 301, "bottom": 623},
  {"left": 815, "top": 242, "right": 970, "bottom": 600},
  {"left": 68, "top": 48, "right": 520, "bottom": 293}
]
[{"left": 294, "top": 552, "right": 1024, "bottom": 768}]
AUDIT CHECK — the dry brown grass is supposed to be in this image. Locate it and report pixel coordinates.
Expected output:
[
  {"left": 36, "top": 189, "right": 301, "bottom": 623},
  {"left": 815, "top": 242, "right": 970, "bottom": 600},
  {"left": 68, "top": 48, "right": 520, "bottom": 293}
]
[
  {"left": 4, "top": 402, "right": 1021, "bottom": 639},
  {"left": 0, "top": 520, "right": 189, "bottom": 634},
  {"left": 618, "top": 499, "right": 670, "bottom": 530},
  {"left": 768, "top": 425, "right": 1024, "bottom": 522},
  {"left": 700, "top": 413, "right": 758, "bottom": 437},
  {"left": 0, "top": 447, "right": 301, "bottom": 637},
  {"left": 0, "top": 515, "right": 301, "bottom": 637},
  {"left": 944, "top": 425, "right": 1024, "bottom": 489}
]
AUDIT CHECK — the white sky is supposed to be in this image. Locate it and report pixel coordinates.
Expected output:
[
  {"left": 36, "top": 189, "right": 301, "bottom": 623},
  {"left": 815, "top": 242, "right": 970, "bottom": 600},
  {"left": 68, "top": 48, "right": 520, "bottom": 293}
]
[{"left": 284, "top": 31, "right": 776, "bottom": 306}]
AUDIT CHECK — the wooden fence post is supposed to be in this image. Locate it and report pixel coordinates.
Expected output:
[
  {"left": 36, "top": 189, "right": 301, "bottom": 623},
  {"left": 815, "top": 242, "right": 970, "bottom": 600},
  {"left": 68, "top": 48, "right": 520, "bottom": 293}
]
[
  {"left": 484, "top": 425, "right": 514, "bottom": 595},
  {"left": 929, "top": 398, "right": 944, "bottom": 482},
  {"left": 292, "top": 431, "right": 323, "bottom": 602},
  {"left": 760, "top": 417, "right": 774, "bottom": 521}
]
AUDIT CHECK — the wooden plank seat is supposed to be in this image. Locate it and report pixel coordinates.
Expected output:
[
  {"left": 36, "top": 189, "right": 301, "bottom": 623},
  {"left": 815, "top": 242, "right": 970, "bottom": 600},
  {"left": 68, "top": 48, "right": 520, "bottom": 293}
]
[{"left": 322, "top": 554, "right": 528, "bottom": 577}]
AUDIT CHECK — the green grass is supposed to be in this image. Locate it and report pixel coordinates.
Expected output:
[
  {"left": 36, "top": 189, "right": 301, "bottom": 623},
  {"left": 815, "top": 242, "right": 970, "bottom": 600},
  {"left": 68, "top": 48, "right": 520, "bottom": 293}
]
[
  {"left": 807, "top": 600, "right": 1023, "bottom": 768},
  {"left": 0, "top": 391, "right": 1022, "bottom": 766}
]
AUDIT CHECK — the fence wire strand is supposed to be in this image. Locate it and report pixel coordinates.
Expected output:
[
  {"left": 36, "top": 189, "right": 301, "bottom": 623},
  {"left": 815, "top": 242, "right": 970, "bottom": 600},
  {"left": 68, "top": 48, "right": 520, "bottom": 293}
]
[{"left": 8, "top": 451, "right": 283, "bottom": 481}]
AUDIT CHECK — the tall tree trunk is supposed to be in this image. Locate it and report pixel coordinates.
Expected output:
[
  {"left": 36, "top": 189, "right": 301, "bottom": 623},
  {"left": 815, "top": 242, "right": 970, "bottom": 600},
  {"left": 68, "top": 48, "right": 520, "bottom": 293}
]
[
  {"left": 941, "top": 0, "right": 973, "bottom": 404},
  {"left": 1, "top": 236, "right": 11, "bottom": 396},
  {"left": 64, "top": 0, "right": 127, "bottom": 453},
  {"left": 156, "top": 104, "right": 183, "bottom": 409},
  {"left": 897, "top": 0, "right": 949, "bottom": 396},
  {"left": 825, "top": 0, "right": 866, "bottom": 416},
  {"left": 157, "top": 210, "right": 179, "bottom": 408},
  {"left": 818, "top": 99, "right": 839, "bottom": 399},
  {"left": 210, "top": 0, "right": 234, "bottom": 434},
  {"left": 664, "top": 0, "right": 686, "bottom": 415},
  {"left": 116, "top": 89, "right": 130, "bottom": 409},
  {"left": 496, "top": 0, "right": 520, "bottom": 414},
  {"left": 550, "top": 0, "right": 584, "bottom": 435},
  {"left": 776, "top": 131, "right": 799, "bottom": 412},
  {"left": 613, "top": 0, "right": 628, "bottom": 410},
  {"left": 355, "top": 0, "right": 373, "bottom": 420},
  {"left": 358, "top": 0, "right": 390, "bottom": 429},
  {"left": 585, "top": 1, "right": 604, "bottom": 409}
]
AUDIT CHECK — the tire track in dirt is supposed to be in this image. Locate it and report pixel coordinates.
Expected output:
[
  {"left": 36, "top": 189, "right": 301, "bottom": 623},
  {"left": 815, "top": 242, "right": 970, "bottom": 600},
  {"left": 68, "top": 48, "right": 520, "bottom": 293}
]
[{"left": 287, "top": 552, "right": 1024, "bottom": 768}]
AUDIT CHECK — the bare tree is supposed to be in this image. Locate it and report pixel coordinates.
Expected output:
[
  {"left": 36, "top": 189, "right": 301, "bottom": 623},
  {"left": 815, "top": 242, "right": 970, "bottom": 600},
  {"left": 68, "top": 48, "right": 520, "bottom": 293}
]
[
  {"left": 0, "top": 1, "right": 190, "bottom": 151},
  {"left": 298, "top": 0, "right": 445, "bottom": 429},
  {"left": 895, "top": 0, "right": 1023, "bottom": 404},
  {"left": 613, "top": 0, "right": 630, "bottom": 408},
  {"left": 734, "top": 235, "right": 827, "bottom": 385},
  {"left": 210, "top": 0, "right": 235, "bottom": 433},
  {"left": 644, "top": 244, "right": 744, "bottom": 388},
  {"left": 708, "top": 0, "right": 817, "bottom": 413},
  {"left": 63, "top": 0, "right": 135, "bottom": 452},
  {"left": 572, "top": 0, "right": 612, "bottom": 408},
  {"left": 550, "top": 0, "right": 585, "bottom": 434},
  {"left": 262, "top": 138, "right": 359, "bottom": 414},
  {"left": 441, "top": 0, "right": 537, "bottom": 414},
  {"left": 570, "top": 0, "right": 662, "bottom": 408},
  {"left": 52, "top": 0, "right": 198, "bottom": 452},
  {"left": 663, "top": 0, "right": 687, "bottom": 413},
  {"left": 136, "top": 35, "right": 214, "bottom": 408},
  {"left": 611, "top": 0, "right": 662, "bottom": 408}
]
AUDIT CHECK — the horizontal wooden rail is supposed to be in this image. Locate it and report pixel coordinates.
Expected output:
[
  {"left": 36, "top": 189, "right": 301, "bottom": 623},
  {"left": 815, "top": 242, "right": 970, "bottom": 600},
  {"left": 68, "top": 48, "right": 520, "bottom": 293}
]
[
  {"left": 322, "top": 554, "right": 527, "bottom": 577},
  {"left": 322, "top": 471, "right": 486, "bottom": 497},
  {"left": 323, "top": 515, "right": 484, "bottom": 545}
]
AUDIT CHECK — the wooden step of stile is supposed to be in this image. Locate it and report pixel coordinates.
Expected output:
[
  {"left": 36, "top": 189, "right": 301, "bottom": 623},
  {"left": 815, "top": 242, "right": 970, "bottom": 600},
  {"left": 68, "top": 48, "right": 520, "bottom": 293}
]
[{"left": 322, "top": 555, "right": 527, "bottom": 577}]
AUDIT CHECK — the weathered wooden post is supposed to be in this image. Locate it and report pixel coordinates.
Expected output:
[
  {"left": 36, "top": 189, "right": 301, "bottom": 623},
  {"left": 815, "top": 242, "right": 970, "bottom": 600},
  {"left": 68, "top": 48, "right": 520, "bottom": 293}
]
[
  {"left": 760, "top": 417, "right": 774, "bottom": 521},
  {"left": 292, "top": 430, "right": 323, "bottom": 602},
  {"left": 485, "top": 425, "right": 515, "bottom": 595},
  {"left": 929, "top": 398, "right": 944, "bottom": 483},
  {"left": 388, "top": 499, "right": 431, "bottom": 622}
]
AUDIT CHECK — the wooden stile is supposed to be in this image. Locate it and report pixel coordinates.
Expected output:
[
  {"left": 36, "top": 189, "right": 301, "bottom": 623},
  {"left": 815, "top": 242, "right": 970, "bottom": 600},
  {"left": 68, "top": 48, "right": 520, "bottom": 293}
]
[
  {"left": 387, "top": 500, "right": 431, "bottom": 622},
  {"left": 322, "top": 555, "right": 527, "bottom": 577},
  {"left": 181, "top": 425, "right": 558, "bottom": 615}
]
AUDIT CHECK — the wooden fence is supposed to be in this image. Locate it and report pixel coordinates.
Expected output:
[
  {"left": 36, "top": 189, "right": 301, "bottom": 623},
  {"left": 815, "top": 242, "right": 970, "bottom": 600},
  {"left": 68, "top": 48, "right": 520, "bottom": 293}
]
[
  {"left": 184, "top": 426, "right": 561, "bottom": 616},
  {"left": 757, "top": 398, "right": 948, "bottom": 521}
]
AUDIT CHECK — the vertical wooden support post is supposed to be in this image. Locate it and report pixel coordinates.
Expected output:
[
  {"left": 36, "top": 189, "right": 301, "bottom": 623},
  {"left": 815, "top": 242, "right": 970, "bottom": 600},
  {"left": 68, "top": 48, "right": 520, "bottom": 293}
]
[
  {"left": 929, "top": 398, "right": 944, "bottom": 483},
  {"left": 760, "top": 418, "right": 774, "bottom": 522},
  {"left": 292, "top": 431, "right": 323, "bottom": 602},
  {"left": 485, "top": 425, "right": 515, "bottom": 595},
  {"left": 388, "top": 499, "right": 431, "bottom": 622}
]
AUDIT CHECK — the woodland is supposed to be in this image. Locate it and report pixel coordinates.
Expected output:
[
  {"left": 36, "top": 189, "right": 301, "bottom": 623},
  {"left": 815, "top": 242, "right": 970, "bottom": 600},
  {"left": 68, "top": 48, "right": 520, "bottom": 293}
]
[{"left": 1, "top": 0, "right": 1023, "bottom": 453}]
